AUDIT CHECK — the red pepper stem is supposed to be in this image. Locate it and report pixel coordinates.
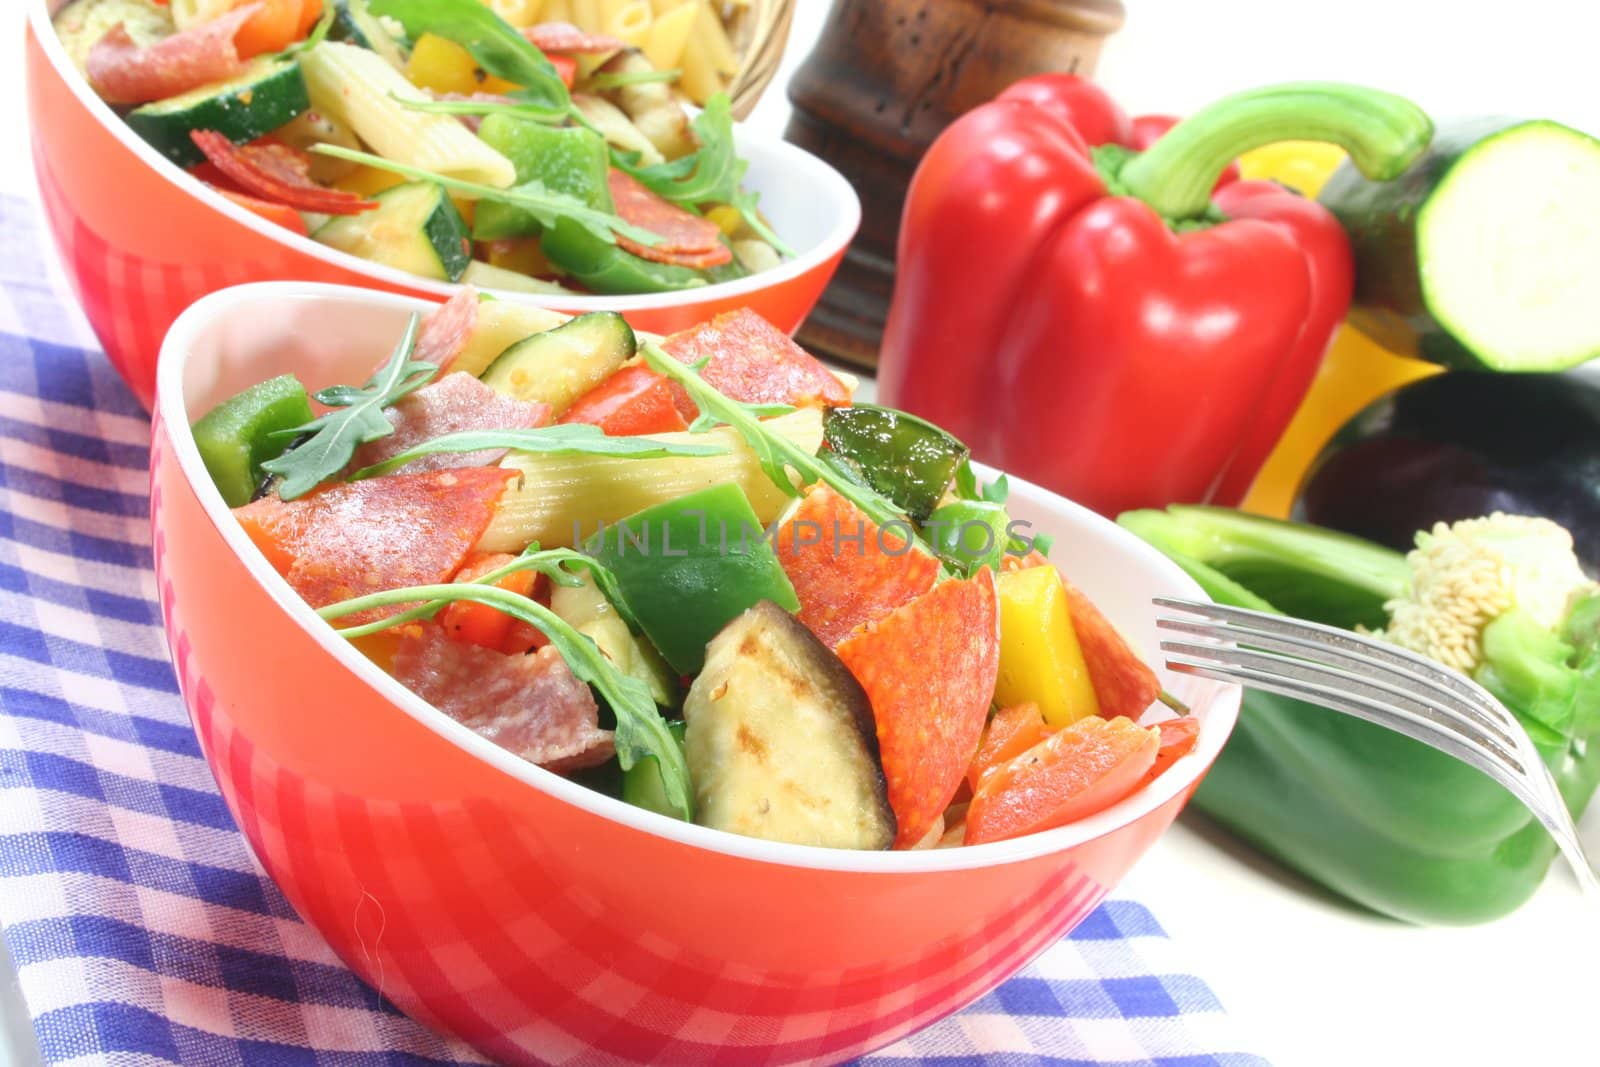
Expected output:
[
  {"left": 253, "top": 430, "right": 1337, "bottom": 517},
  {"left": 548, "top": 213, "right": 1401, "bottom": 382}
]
[{"left": 1118, "top": 82, "right": 1433, "bottom": 220}]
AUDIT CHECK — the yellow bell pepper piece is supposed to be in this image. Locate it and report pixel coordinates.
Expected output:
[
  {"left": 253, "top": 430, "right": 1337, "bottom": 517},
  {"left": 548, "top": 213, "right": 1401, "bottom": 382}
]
[
  {"left": 334, "top": 166, "right": 409, "bottom": 198},
  {"left": 705, "top": 204, "right": 743, "bottom": 237},
  {"left": 406, "top": 33, "right": 482, "bottom": 96},
  {"left": 485, "top": 236, "right": 554, "bottom": 277},
  {"left": 994, "top": 566, "right": 1100, "bottom": 727},
  {"left": 1243, "top": 325, "right": 1440, "bottom": 517},
  {"left": 1237, "top": 141, "right": 1349, "bottom": 198}
]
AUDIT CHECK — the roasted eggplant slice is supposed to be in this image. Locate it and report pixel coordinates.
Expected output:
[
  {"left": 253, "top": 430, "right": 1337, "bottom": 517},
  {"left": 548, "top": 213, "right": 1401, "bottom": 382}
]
[{"left": 684, "top": 601, "right": 896, "bottom": 849}]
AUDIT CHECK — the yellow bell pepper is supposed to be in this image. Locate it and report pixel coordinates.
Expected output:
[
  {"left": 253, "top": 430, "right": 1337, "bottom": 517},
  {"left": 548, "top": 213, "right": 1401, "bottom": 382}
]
[
  {"left": 406, "top": 33, "right": 482, "bottom": 96},
  {"left": 1237, "top": 140, "right": 1350, "bottom": 198},
  {"left": 334, "top": 166, "right": 409, "bottom": 198},
  {"left": 1233, "top": 142, "right": 1441, "bottom": 517},
  {"left": 994, "top": 567, "right": 1100, "bottom": 727},
  {"left": 1242, "top": 326, "right": 1439, "bottom": 516}
]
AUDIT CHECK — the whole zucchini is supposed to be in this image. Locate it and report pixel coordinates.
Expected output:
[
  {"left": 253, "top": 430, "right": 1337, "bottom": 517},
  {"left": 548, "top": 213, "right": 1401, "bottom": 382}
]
[{"left": 1320, "top": 117, "right": 1600, "bottom": 372}]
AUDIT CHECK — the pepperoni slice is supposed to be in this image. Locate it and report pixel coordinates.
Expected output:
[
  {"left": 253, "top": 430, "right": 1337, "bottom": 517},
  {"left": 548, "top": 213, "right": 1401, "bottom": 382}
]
[
  {"left": 661, "top": 307, "right": 851, "bottom": 419},
  {"left": 233, "top": 467, "right": 516, "bottom": 625},
  {"left": 87, "top": 3, "right": 261, "bottom": 105},
  {"left": 351, "top": 372, "right": 552, "bottom": 474},
  {"left": 836, "top": 568, "right": 1001, "bottom": 848},
  {"left": 774, "top": 484, "right": 939, "bottom": 649},
  {"left": 412, "top": 288, "right": 479, "bottom": 372},
  {"left": 608, "top": 170, "right": 732, "bottom": 268},
  {"left": 392, "top": 624, "right": 614, "bottom": 773},
  {"left": 523, "top": 21, "right": 627, "bottom": 55},
  {"left": 190, "top": 131, "right": 376, "bottom": 215}
]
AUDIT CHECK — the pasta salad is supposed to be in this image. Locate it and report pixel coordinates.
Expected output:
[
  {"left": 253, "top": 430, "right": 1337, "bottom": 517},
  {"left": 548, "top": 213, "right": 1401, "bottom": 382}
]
[{"left": 55, "top": 0, "right": 788, "bottom": 295}]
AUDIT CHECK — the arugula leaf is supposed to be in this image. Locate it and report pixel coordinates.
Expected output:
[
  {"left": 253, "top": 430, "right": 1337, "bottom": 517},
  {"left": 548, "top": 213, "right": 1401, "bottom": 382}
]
[
  {"left": 260, "top": 314, "right": 436, "bottom": 500},
  {"left": 392, "top": 93, "right": 559, "bottom": 123},
  {"left": 318, "top": 576, "right": 693, "bottom": 820},
  {"left": 276, "top": 5, "right": 335, "bottom": 58},
  {"left": 367, "top": 0, "right": 569, "bottom": 117},
  {"left": 348, "top": 425, "right": 728, "bottom": 480},
  {"left": 641, "top": 341, "right": 914, "bottom": 535},
  {"left": 611, "top": 94, "right": 796, "bottom": 258},
  {"left": 311, "top": 145, "right": 661, "bottom": 247},
  {"left": 686, "top": 402, "right": 795, "bottom": 434}
]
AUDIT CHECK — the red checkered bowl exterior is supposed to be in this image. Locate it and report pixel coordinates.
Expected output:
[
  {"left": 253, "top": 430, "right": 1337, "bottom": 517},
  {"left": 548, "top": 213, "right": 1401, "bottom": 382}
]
[
  {"left": 151, "top": 284, "right": 1240, "bottom": 1066},
  {"left": 25, "top": 1, "right": 858, "bottom": 413}
]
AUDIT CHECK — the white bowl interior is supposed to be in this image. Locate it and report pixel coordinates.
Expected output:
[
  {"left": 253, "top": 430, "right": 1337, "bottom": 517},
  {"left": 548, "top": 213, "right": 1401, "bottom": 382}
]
[
  {"left": 26, "top": 0, "right": 860, "bottom": 313},
  {"left": 159, "top": 282, "right": 1241, "bottom": 874}
]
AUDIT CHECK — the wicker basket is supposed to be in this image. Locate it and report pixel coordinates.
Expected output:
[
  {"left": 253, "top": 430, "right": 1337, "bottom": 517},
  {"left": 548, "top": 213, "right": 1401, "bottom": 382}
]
[{"left": 724, "top": 0, "right": 795, "bottom": 119}]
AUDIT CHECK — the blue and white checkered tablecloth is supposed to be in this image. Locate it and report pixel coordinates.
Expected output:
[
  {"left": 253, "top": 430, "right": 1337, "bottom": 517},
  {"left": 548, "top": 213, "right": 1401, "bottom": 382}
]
[{"left": 0, "top": 193, "right": 1269, "bottom": 1066}]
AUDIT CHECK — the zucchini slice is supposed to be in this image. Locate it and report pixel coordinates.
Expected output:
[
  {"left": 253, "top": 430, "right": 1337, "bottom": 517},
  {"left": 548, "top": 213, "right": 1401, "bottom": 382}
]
[
  {"left": 54, "top": 0, "right": 174, "bottom": 75},
  {"left": 1322, "top": 118, "right": 1600, "bottom": 372},
  {"left": 313, "top": 181, "right": 472, "bottom": 282},
  {"left": 683, "top": 601, "right": 896, "bottom": 850},
  {"left": 479, "top": 311, "right": 636, "bottom": 413},
  {"left": 328, "top": 0, "right": 409, "bottom": 70},
  {"left": 125, "top": 56, "right": 310, "bottom": 167}
]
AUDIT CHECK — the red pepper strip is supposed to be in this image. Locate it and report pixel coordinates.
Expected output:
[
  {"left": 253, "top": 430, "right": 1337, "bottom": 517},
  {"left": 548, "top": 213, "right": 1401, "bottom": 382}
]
[
  {"left": 878, "top": 77, "right": 1428, "bottom": 517},
  {"left": 607, "top": 170, "right": 732, "bottom": 268},
  {"left": 549, "top": 53, "right": 578, "bottom": 89},
  {"left": 189, "top": 131, "right": 377, "bottom": 216},
  {"left": 558, "top": 364, "right": 689, "bottom": 436},
  {"left": 523, "top": 22, "right": 626, "bottom": 54},
  {"left": 213, "top": 187, "right": 310, "bottom": 235}
]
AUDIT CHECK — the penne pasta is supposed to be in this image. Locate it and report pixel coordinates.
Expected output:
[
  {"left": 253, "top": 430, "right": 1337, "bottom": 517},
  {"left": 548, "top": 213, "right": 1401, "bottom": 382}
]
[
  {"left": 606, "top": 1, "right": 653, "bottom": 48},
  {"left": 478, "top": 409, "right": 826, "bottom": 553},
  {"left": 301, "top": 43, "right": 517, "bottom": 187},
  {"left": 570, "top": 0, "right": 602, "bottom": 31},
  {"left": 542, "top": 0, "right": 573, "bottom": 24},
  {"left": 642, "top": 0, "right": 695, "bottom": 71},
  {"left": 677, "top": 31, "right": 726, "bottom": 104},
  {"left": 488, "top": 0, "right": 546, "bottom": 28},
  {"left": 598, "top": 0, "right": 631, "bottom": 24},
  {"left": 692, "top": 0, "right": 740, "bottom": 76},
  {"left": 169, "top": 0, "right": 234, "bottom": 32},
  {"left": 572, "top": 94, "right": 666, "bottom": 166}
]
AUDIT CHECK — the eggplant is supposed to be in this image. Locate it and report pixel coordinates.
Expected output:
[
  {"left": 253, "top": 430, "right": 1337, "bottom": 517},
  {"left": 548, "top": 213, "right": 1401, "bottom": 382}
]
[
  {"left": 1294, "top": 370, "right": 1600, "bottom": 574},
  {"left": 683, "top": 601, "right": 896, "bottom": 850}
]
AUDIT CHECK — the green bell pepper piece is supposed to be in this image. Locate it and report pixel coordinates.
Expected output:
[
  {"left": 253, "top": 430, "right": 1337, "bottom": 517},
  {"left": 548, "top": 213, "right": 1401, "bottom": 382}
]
[
  {"left": 539, "top": 217, "right": 735, "bottom": 295},
  {"left": 822, "top": 404, "right": 969, "bottom": 522},
  {"left": 925, "top": 499, "right": 1009, "bottom": 574},
  {"left": 585, "top": 482, "right": 800, "bottom": 675},
  {"left": 191, "top": 373, "right": 313, "bottom": 507},
  {"left": 1119, "top": 504, "right": 1600, "bottom": 925},
  {"left": 621, "top": 719, "right": 687, "bottom": 818},
  {"left": 473, "top": 117, "right": 612, "bottom": 240}
]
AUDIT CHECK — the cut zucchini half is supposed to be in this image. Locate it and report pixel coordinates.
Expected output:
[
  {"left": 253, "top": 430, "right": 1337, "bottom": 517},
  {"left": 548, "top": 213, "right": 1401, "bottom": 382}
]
[
  {"left": 126, "top": 56, "right": 310, "bottom": 167},
  {"left": 313, "top": 181, "right": 472, "bottom": 282},
  {"left": 479, "top": 311, "right": 637, "bottom": 413},
  {"left": 1323, "top": 118, "right": 1600, "bottom": 372},
  {"left": 328, "top": 0, "right": 409, "bottom": 70}
]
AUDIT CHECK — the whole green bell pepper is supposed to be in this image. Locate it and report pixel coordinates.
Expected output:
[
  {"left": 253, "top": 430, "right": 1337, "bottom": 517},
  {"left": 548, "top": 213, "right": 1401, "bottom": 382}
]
[{"left": 1120, "top": 505, "right": 1600, "bottom": 925}]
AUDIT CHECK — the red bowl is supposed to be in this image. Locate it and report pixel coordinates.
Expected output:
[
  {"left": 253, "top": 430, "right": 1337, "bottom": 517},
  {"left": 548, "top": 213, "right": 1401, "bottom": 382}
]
[
  {"left": 25, "top": 0, "right": 859, "bottom": 412},
  {"left": 152, "top": 283, "right": 1240, "bottom": 1066}
]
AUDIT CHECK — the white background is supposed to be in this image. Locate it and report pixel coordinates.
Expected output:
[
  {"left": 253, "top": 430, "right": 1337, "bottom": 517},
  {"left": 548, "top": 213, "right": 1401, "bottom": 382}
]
[{"left": 8, "top": 2, "right": 1600, "bottom": 1065}]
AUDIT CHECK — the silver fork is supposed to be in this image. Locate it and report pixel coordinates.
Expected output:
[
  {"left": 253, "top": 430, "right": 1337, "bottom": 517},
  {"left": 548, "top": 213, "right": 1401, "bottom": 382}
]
[{"left": 1153, "top": 596, "right": 1600, "bottom": 900}]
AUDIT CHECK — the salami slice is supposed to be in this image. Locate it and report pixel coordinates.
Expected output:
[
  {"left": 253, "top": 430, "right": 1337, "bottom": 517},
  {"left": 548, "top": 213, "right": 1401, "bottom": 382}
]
[
  {"left": 87, "top": 3, "right": 261, "bottom": 106},
  {"left": 836, "top": 568, "right": 1001, "bottom": 849},
  {"left": 608, "top": 171, "right": 732, "bottom": 268},
  {"left": 190, "top": 132, "right": 376, "bottom": 215},
  {"left": 661, "top": 307, "right": 851, "bottom": 419},
  {"left": 774, "top": 484, "right": 940, "bottom": 649},
  {"left": 524, "top": 21, "right": 627, "bottom": 55},
  {"left": 393, "top": 624, "right": 614, "bottom": 772},
  {"left": 351, "top": 372, "right": 552, "bottom": 474},
  {"left": 412, "top": 288, "right": 479, "bottom": 372},
  {"left": 233, "top": 467, "right": 515, "bottom": 625}
]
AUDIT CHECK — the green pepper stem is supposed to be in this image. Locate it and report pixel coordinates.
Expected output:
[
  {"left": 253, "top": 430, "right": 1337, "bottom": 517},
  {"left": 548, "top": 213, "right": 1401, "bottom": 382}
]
[{"left": 1119, "top": 82, "right": 1433, "bottom": 220}]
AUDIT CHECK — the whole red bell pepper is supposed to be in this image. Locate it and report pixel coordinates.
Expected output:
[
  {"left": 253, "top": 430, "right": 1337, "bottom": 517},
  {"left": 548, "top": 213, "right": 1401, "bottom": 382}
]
[{"left": 877, "top": 78, "right": 1431, "bottom": 516}]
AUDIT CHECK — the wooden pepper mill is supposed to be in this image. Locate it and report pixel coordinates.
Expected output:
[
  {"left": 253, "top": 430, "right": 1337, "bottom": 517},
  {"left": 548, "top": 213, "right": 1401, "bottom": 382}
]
[{"left": 784, "top": 0, "right": 1126, "bottom": 369}]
